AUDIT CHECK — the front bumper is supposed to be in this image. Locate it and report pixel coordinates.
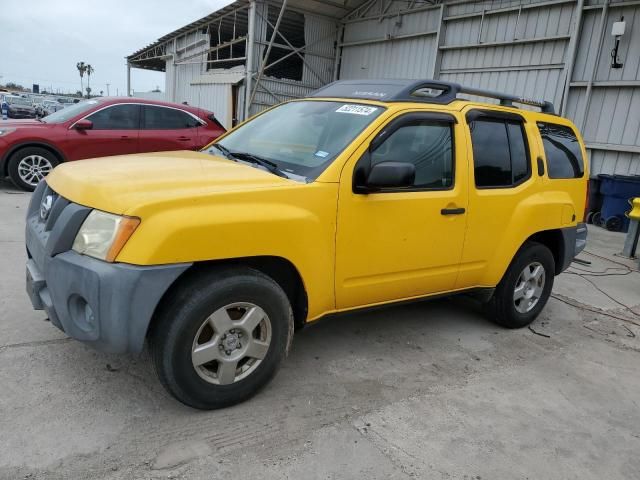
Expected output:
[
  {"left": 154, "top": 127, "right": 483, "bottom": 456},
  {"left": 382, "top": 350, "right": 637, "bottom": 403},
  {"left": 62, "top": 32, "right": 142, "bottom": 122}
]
[{"left": 25, "top": 182, "right": 190, "bottom": 353}]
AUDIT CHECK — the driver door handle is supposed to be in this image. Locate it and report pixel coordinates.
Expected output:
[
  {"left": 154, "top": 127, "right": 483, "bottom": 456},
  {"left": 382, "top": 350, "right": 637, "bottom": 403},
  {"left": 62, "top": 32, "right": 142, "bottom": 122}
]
[{"left": 441, "top": 207, "right": 466, "bottom": 215}]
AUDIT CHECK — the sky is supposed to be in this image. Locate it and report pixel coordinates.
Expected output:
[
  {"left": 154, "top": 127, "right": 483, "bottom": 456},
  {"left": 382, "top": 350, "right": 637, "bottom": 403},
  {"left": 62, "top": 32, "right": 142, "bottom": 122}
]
[{"left": 1, "top": 0, "right": 233, "bottom": 96}]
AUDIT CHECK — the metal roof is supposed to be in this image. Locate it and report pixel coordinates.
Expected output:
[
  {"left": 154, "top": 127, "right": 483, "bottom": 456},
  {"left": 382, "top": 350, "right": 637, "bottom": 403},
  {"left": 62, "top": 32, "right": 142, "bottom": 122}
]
[{"left": 127, "top": 0, "right": 369, "bottom": 69}]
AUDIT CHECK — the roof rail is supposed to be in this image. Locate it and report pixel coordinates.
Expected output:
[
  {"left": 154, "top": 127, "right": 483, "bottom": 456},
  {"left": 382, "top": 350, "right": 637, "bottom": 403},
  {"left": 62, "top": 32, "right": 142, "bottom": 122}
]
[{"left": 310, "top": 79, "right": 555, "bottom": 115}]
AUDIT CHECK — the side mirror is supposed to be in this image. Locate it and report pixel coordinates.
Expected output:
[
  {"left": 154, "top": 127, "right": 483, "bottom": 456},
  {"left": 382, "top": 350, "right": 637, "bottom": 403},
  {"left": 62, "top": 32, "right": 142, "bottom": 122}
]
[
  {"left": 365, "top": 161, "right": 415, "bottom": 190},
  {"left": 74, "top": 119, "right": 93, "bottom": 130}
]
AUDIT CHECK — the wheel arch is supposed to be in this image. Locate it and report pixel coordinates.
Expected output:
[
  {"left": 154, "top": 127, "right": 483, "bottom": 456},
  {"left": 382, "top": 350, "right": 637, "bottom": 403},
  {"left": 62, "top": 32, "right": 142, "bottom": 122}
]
[
  {"left": 525, "top": 229, "right": 567, "bottom": 275},
  {"left": 149, "top": 256, "right": 309, "bottom": 337}
]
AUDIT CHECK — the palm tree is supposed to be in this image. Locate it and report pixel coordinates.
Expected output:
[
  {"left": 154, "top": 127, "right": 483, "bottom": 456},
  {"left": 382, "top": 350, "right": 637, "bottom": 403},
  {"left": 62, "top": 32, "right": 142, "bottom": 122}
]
[
  {"left": 76, "top": 62, "right": 87, "bottom": 95},
  {"left": 86, "top": 64, "right": 95, "bottom": 99}
]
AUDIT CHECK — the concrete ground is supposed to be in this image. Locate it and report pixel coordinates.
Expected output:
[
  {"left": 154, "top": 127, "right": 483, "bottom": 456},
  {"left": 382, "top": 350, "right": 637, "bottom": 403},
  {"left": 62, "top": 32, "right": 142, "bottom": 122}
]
[{"left": 1, "top": 178, "right": 639, "bottom": 480}]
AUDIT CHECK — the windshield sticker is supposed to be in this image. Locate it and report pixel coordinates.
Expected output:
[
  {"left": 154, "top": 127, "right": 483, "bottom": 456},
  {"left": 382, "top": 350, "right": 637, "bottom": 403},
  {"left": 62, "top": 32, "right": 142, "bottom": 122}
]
[
  {"left": 314, "top": 150, "right": 330, "bottom": 158},
  {"left": 336, "top": 104, "right": 378, "bottom": 116}
]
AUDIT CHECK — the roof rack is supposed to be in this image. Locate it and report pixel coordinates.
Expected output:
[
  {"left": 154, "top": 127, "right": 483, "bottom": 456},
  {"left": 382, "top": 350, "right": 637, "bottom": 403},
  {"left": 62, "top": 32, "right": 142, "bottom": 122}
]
[{"left": 310, "top": 79, "right": 555, "bottom": 115}]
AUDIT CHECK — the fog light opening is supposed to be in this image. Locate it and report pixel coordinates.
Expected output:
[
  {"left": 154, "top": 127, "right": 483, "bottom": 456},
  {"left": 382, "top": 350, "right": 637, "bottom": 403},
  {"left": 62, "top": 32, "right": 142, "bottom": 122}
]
[{"left": 68, "top": 294, "right": 96, "bottom": 333}]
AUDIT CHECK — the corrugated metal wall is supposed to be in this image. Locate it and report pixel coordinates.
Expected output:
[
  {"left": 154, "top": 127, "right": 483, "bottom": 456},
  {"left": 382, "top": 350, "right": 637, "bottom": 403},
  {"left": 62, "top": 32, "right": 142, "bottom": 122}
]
[
  {"left": 164, "top": 31, "right": 237, "bottom": 128},
  {"left": 338, "top": 0, "right": 640, "bottom": 177},
  {"left": 565, "top": 0, "right": 640, "bottom": 175},
  {"left": 340, "top": 6, "right": 440, "bottom": 79}
]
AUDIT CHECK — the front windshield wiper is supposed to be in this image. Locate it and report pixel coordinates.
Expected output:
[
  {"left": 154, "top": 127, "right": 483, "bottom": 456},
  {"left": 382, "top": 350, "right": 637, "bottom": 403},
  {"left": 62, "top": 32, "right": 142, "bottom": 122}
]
[
  {"left": 229, "top": 151, "right": 289, "bottom": 179},
  {"left": 210, "top": 143, "right": 231, "bottom": 158},
  {"left": 209, "top": 144, "right": 288, "bottom": 179}
]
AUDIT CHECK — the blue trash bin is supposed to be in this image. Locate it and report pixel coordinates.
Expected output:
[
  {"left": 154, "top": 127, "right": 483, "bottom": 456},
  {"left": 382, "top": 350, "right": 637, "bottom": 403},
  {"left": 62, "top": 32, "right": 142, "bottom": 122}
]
[{"left": 597, "top": 174, "right": 640, "bottom": 233}]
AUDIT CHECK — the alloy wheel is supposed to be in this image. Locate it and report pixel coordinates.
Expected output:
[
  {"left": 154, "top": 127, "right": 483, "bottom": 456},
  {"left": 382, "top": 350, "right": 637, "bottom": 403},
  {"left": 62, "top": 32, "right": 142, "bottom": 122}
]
[
  {"left": 17, "top": 155, "right": 53, "bottom": 187},
  {"left": 191, "top": 302, "right": 272, "bottom": 385},
  {"left": 513, "top": 261, "right": 546, "bottom": 314}
]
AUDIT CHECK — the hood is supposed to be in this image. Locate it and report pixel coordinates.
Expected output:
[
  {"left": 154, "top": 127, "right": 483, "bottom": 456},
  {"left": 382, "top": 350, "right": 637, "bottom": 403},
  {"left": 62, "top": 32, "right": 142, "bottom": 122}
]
[
  {"left": 45, "top": 150, "right": 294, "bottom": 215},
  {"left": 8, "top": 104, "right": 36, "bottom": 111},
  {"left": 0, "top": 119, "right": 43, "bottom": 127}
]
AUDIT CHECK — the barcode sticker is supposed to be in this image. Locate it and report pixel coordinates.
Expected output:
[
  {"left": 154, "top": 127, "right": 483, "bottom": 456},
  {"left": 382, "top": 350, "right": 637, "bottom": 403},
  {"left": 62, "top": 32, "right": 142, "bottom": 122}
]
[{"left": 336, "top": 104, "right": 378, "bottom": 116}]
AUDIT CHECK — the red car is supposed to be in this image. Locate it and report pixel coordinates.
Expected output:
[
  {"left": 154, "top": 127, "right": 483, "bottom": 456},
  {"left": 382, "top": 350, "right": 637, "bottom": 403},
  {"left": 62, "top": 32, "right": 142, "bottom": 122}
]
[{"left": 0, "top": 97, "right": 226, "bottom": 190}]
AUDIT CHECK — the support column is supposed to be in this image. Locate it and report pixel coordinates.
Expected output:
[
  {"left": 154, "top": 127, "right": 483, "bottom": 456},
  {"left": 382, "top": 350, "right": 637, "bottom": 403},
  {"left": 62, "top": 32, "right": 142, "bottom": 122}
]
[
  {"left": 332, "top": 23, "right": 344, "bottom": 81},
  {"left": 126, "top": 63, "right": 132, "bottom": 97},
  {"left": 560, "top": 0, "right": 585, "bottom": 116},
  {"left": 581, "top": 0, "right": 609, "bottom": 131},
  {"left": 431, "top": 3, "right": 446, "bottom": 80},
  {"left": 249, "top": 0, "right": 288, "bottom": 111},
  {"left": 244, "top": 0, "right": 257, "bottom": 120}
]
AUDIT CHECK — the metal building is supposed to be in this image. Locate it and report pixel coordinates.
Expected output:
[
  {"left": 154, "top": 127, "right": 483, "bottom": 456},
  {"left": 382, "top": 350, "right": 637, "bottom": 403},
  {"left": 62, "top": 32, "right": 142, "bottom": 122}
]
[{"left": 127, "top": 0, "right": 640, "bottom": 176}]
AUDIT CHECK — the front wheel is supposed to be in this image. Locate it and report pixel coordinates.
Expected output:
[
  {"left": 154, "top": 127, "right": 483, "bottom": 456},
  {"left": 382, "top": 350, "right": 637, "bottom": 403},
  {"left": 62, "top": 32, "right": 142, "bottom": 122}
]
[
  {"left": 8, "top": 147, "right": 59, "bottom": 191},
  {"left": 488, "top": 242, "right": 555, "bottom": 329},
  {"left": 149, "top": 267, "right": 294, "bottom": 409}
]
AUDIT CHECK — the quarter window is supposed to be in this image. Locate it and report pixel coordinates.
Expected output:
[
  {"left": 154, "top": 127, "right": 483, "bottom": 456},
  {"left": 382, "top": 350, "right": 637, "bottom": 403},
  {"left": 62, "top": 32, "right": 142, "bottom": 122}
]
[
  {"left": 538, "top": 123, "right": 584, "bottom": 178},
  {"left": 470, "top": 117, "right": 530, "bottom": 188},
  {"left": 143, "top": 105, "right": 200, "bottom": 129},
  {"left": 370, "top": 122, "right": 454, "bottom": 189},
  {"left": 86, "top": 104, "right": 140, "bottom": 130}
]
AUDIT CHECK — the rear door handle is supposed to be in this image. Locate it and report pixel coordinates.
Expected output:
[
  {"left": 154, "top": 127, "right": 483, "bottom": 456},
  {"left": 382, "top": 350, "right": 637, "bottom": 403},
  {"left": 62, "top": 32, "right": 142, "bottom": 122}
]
[
  {"left": 441, "top": 207, "right": 466, "bottom": 215},
  {"left": 178, "top": 136, "right": 191, "bottom": 141}
]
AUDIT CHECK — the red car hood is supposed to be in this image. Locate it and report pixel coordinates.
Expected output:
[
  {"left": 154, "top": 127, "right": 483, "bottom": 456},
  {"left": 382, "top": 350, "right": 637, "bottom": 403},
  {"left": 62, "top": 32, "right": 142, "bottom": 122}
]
[{"left": 0, "top": 119, "right": 45, "bottom": 127}]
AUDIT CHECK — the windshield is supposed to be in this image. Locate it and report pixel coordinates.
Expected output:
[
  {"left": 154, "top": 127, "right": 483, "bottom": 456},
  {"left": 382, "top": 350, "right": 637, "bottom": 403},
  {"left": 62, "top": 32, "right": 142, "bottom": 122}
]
[
  {"left": 206, "top": 100, "right": 385, "bottom": 181},
  {"left": 7, "top": 96, "right": 30, "bottom": 106},
  {"left": 42, "top": 99, "right": 101, "bottom": 123}
]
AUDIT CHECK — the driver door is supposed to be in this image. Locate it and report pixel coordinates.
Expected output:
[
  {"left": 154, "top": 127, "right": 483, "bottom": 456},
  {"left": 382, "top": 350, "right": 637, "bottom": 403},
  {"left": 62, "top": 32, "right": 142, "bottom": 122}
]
[
  {"left": 66, "top": 104, "right": 141, "bottom": 160},
  {"left": 335, "top": 110, "right": 469, "bottom": 309}
]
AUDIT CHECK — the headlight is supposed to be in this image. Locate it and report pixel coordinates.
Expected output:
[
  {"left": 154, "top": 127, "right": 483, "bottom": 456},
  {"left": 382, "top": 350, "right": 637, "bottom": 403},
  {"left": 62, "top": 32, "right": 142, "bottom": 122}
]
[
  {"left": 72, "top": 210, "right": 140, "bottom": 262},
  {"left": 0, "top": 128, "right": 15, "bottom": 136}
]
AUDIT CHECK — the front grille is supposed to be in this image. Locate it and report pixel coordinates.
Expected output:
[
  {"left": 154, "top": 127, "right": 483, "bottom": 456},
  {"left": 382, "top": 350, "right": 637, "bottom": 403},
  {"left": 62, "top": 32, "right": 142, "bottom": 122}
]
[{"left": 40, "top": 186, "right": 70, "bottom": 232}]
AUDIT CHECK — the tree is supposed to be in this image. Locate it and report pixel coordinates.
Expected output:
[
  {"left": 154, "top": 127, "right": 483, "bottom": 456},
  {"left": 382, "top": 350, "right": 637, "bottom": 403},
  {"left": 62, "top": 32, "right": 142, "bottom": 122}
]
[
  {"left": 86, "top": 86, "right": 92, "bottom": 98},
  {"left": 100, "top": 90, "right": 104, "bottom": 96},
  {"left": 76, "top": 62, "right": 87, "bottom": 95},
  {"left": 86, "top": 64, "right": 95, "bottom": 99}
]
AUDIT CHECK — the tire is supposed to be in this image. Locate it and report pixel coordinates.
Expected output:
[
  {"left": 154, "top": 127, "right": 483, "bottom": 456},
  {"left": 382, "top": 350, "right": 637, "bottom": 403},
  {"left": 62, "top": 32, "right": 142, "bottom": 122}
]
[
  {"left": 8, "top": 146, "right": 59, "bottom": 191},
  {"left": 487, "top": 242, "right": 555, "bottom": 329},
  {"left": 149, "top": 267, "right": 294, "bottom": 410}
]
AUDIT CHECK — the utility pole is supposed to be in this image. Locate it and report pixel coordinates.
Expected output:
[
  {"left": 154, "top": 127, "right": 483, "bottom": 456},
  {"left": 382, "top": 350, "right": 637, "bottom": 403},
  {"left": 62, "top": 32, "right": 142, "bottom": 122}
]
[{"left": 106, "top": 83, "right": 110, "bottom": 96}]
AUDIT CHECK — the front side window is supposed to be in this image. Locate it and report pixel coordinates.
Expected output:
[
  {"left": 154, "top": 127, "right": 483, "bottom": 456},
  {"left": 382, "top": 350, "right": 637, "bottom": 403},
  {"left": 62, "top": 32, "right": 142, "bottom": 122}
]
[
  {"left": 538, "top": 122, "right": 584, "bottom": 178},
  {"left": 209, "top": 101, "right": 385, "bottom": 181},
  {"left": 143, "top": 105, "right": 200, "bottom": 129},
  {"left": 87, "top": 104, "right": 140, "bottom": 130},
  {"left": 42, "top": 100, "right": 101, "bottom": 123},
  {"left": 370, "top": 122, "right": 453, "bottom": 189},
  {"left": 470, "top": 116, "right": 530, "bottom": 188}
]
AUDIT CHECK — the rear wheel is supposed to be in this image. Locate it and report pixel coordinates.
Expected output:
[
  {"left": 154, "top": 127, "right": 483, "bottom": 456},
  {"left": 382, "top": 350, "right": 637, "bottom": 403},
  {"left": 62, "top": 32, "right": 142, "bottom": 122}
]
[
  {"left": 149, "top": 267, "right": 294, "bottom": 409},
  {"left": 8, "top": 147, "right": 59, "bottom": 191},
  {"left": 487, "top": 242, "right": 555, "bottom": 329}
]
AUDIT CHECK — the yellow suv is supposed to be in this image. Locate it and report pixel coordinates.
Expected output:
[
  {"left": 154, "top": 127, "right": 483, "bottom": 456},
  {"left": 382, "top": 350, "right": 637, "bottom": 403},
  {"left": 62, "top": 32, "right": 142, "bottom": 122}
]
[{"left": 25, "top": 80, "right": 588, "bottom": 409}]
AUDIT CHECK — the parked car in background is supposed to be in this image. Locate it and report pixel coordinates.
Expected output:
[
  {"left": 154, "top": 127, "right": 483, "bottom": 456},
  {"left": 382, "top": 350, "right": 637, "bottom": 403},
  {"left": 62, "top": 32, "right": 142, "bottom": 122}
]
[
  {"left": 41, "top": 99, "right": 65, "bottom": 117},
  {"left": 31, "top": 96, "right": 46, "bottom": 115},
  {"left": 56, "top": 97, "right": 76, "bottom": 106},
  {"left": 3, "top": 95, "right": 37, "bottom": 119},
  {"left": 0, "top": 97, "right": 226, "bottom": 190}
]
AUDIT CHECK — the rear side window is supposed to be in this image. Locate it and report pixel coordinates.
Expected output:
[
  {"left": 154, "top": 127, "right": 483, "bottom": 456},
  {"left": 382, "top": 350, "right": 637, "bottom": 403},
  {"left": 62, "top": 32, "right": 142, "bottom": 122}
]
[
  {"left": 538, "top": 123, "right": 584, "bottom": 178},
  {"left": 470, "top": 117, "right": 530, "bottom": 188},
  {"left": 143, "top": 105, "right": 201, "bottom": 129}
]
